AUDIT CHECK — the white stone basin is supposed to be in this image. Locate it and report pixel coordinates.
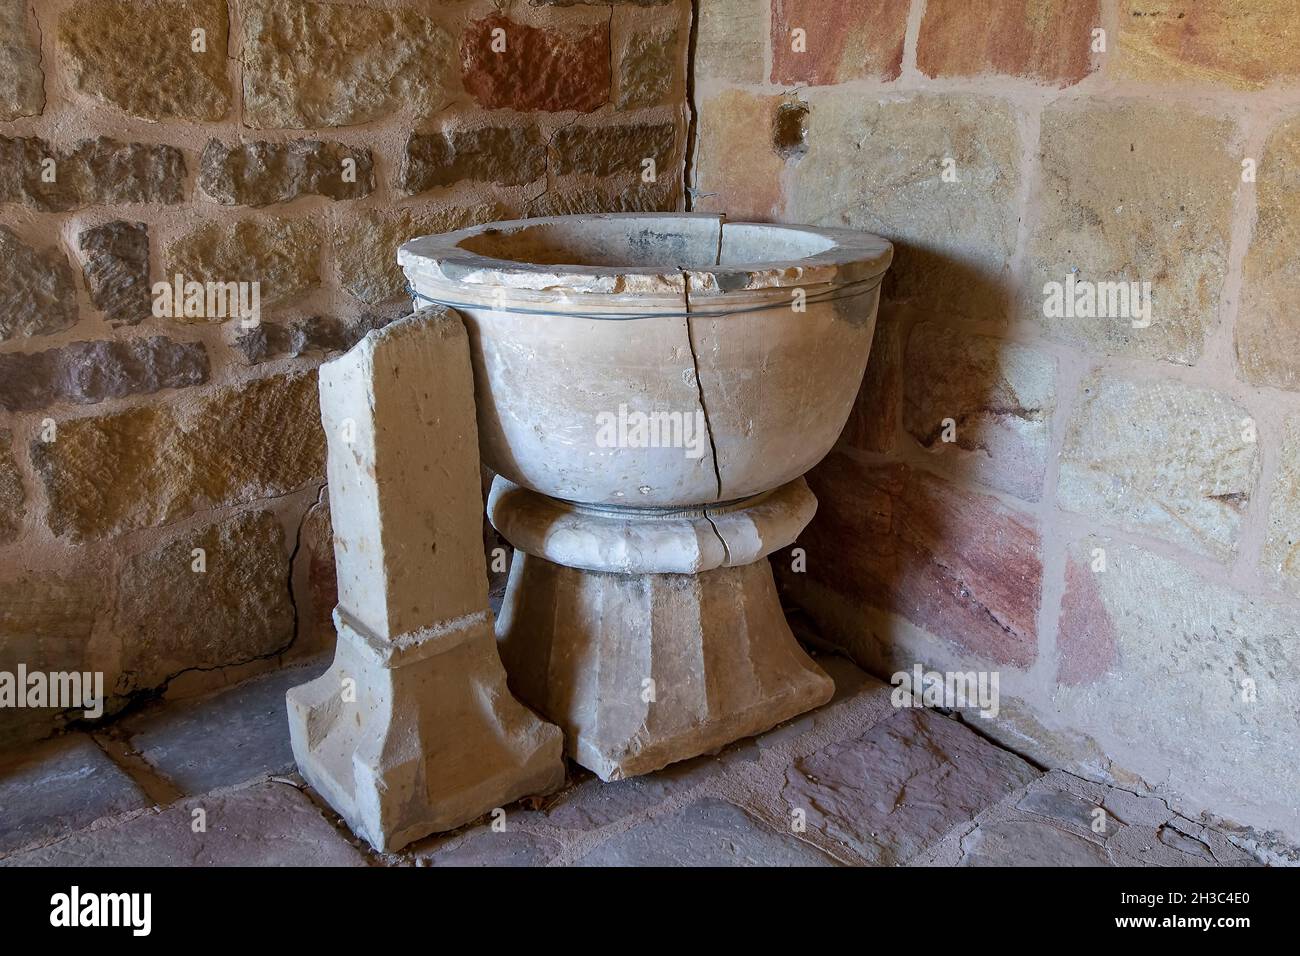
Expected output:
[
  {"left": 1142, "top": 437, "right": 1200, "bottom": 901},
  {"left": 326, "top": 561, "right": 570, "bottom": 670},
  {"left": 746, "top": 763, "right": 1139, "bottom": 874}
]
[{"left": 399, "top": 213, "right": 892, "bottom": 509}]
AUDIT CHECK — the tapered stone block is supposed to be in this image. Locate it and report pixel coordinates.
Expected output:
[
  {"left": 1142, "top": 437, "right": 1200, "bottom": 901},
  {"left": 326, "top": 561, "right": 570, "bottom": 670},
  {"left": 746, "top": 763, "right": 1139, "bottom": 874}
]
[{"left": 287, "top": 307, "right": 564, "bottom": 852}]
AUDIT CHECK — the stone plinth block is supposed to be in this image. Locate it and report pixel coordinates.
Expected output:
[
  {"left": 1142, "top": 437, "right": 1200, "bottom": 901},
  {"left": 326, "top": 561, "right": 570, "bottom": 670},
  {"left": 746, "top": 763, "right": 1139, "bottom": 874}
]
[{"left": 288, "top": 308, "right": 564, "bottom": 852}]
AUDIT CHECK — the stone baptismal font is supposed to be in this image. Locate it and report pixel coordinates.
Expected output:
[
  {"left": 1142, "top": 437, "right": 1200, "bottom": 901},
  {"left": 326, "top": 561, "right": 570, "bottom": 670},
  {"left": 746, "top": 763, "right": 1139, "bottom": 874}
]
[{"left": 289, "top": 213, "right": 892, "bottom": 850}]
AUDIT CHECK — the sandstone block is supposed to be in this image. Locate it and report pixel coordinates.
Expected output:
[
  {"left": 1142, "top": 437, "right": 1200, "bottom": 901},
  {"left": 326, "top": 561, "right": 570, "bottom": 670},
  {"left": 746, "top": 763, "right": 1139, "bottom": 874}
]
[
  {"left": 917, "top": 0, "right": 1099, "bottom": 86},
  {"left": 334, "top": 204, "right": 505, "bottom": 306},
  {"left": 1261, "top": 415, "right": 1300, "bottom": 595},
  {"left": 0, "top": 136, "right": 185, "bottom": 212},
  {"left": 1115, "top": 0, "right": 1300, "bottom": 90},
  {"left": 0, "top": 430, "right": 23, "bottom": 543},
  {"left": 840, "top": 309, "right": 900, "bottom": 454},
  {"left": 77, "top": 221, "right": 150, "bottom": 327},
  {"left": 1057, "top": 374, "right": 1258, "bottom": 560},
  {"left": 288, "top": 309, "right": 564, "bottom": 851},
  {"left": 0, "top": 337, "right": 208, "bottom": 412},
  {"left": 0, "top": 227, "right": 78, "bottom": 342},
  {"left": 113, "top": 509, "right": 293, "bottom": 693},
  {"left": 617, "top": 29, "right": 678, "bottom": 109},
  {"left": 575, "top": 798, "right": 839, "bottom": 866},
  {"left": 551, "top": 122, "right": 675, "bottom": 178},
  {"left": 1238, "top": 114, "right": 1300, "bottom": 389},
  {"left": 1030, "top": 100, "right": 1237, "bottom": 364},
  {"left": 165, "top": 218, "right": 319, "bottom": 310},
  {"left": 902, "top": 323, "right": 1056, "bottom": 502},
  {"left": 524, "top": 181, "right": 677, "bottom": 218},
  {"left": 783, "top": 708, "right": 1039, "bottom": 864},
  {"left": 461, "top": 14, "right": 610, "bottom": 112},
  {"left": 697, "top": 0, "right": 766, "bottom": 83},
  {"left": 33, "top": 371, "right": 324, "bottom": 539},
  {"left": 59, "top": 0, "right": 230, "bottom": 120},
  {"left": 242, "top": 0, "right": 450, "bottom": 128},
  {"left": 694, "top": 89, "right": 788, "bottom": 222},
  {"left": 0, "top": 0, "right": 43, "bottom": 120},
  {"left": 398, "top": 127, "right": 546, "bottom": 195},
  {"left": 1055, "top": 539, "right": 1300, "bottom": 840},
  {"left": 788, "top": 93, "right": 1021, "bottom": 324},
  {"left": 199, "top": 139, "right": 374, "bottom": 206},
  {"left": 1, "top": 780, "right": 367, "bottom": 867},
  {"left": 770, "top": 0, "right": 909, "bottom": 85},
  {"left": 791, "top": 453, "right": 1041, "bottom": 667}
]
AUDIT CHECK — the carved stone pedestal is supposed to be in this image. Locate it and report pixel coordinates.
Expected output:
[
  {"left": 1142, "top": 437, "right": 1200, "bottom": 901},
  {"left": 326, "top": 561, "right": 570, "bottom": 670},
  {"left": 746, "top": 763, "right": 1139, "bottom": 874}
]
[
  {"left": 489, "top": 476, "right": 834, "bottom": 781},
  {"left": 287, "top": 308, "right": 564, "bottom": 852}
]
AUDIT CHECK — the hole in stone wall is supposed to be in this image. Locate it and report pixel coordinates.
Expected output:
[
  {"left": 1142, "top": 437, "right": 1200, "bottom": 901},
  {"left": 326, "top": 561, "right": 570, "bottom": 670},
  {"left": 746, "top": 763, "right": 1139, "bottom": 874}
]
[{"left": 773, "top": 102, "right": 810, "bottom": 160}]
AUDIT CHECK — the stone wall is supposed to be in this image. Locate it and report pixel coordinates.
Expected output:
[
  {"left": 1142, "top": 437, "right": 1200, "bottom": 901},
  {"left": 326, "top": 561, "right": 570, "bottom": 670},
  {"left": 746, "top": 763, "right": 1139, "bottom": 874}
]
[
  {"left": 694, "top": 0, "right": 1300, "bottom": 851},
  {"left": 0, "top": 0, "right": 690, "bottom": 745}
]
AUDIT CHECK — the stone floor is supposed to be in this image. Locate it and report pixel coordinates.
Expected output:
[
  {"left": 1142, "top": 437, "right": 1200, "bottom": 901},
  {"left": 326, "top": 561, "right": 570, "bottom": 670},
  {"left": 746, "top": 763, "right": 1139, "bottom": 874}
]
[{"left": 0, "top": 648, "right": 1268, "bottom": 867}]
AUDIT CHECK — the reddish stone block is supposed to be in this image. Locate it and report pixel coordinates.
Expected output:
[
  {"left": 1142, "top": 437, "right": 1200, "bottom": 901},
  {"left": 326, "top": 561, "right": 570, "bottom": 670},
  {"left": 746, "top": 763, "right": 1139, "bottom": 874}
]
[
  {"left": 917, "top": 0, "right": 1100, "bottom": 86},
  {"left": 770, "top": 0, "right": 909, "bottom": 85},
  {"left": 840, "top": 309, "right": 899, "bottom": 454},
  {"left": 1056, "top": 554, "right": 1118, "bottom": 686},
  {"left": 461, "top": 14, "right": 610, "bottom": 112},
  {"left": 801, "top": 453, "right": 1041, "bottom": 667}
]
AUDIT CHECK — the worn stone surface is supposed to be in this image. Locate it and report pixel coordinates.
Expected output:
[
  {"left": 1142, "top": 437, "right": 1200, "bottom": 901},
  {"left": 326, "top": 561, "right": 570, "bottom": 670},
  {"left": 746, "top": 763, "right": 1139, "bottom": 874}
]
[
  {"left": 334, "top": 203, "right": 504, "bottom": 306},
  {"left": 296, "top": 496, "right": 337, "bottom": 654},
  {"left": 575, "top": 798, "right": 839, "bottom": 866},
  {"left": 902, "top": 323, "right": 1056, "bottom": 502},
  {"left": 59, "top": 0, "right": 230, "bottom": 121},
  {"left": 33, "top": 371, "right": 324, "bottom": 539},
  {"left": 165, "top": 218, "right": 320, "bottom": 310},
  {"left": 0, "top": 736, "right": 150, "bottom": 856},
  {"left": 0, "top": 430, "right": 22, "bottom": 543},
  {"left": 1054, "top": 540, "right": 1300, "bottom": 847},
  {"left": 1057, "top": 374, "right": 1258, "bottom": 559},
  {"left": 790, "top": 93, "right": 1020, "bottom": 324},
  {"left": 958, "top": 817, "right": 1113, "bottom": 866},
  {"left": 0, "top": 337, "right": 209, "bottom": 413},
  {"left": 525, "top": 182, "right": 677, "bottom": 218},
  {"left": 697, "top": 0, "right": 765, "bottom": 83},
  {"left": 552, "top": 123, "right": 675, "bottom": 178},
  {"left": 0, "top": 573, "right": 99, "bottom": 745},
  {"left": 1263, "top": 416, "right": 1300, "bottom": 595},
  {"left": 288, "top": 310, "right": 564, "bottom": 852},
  {"left": 695, "top": 89, "right": 787, "bottom": 222},
  {"left": 0, "top": 227, "right": 78, "bottom": 342},
  {"left": 199, "top": 139, "right": 374, "bottom": 206},
  {"left": 1055, "top": 555, "right": 1119, "bottom": 686},
  {"left": 0, "top": 0, "right": 43, "bottom": 120},
  {"left": 795, "top": 454, "right": 1041, "bottom": 667},
  {"left": 917, "top": 0, "right": 1099, "bottom": 85},
  {"left": 242, "top": 0, "right": 451, "bottom": 128},
  {"left": 544, "top": 758, "right": 721, "bottom": 831},
  {"left": 784, "top": 709, "right": 1039, "bottom": 865},
  {"left": 840, "top": 310, "right": 900, "bottom": 454},
  {"left": 113, "top": 510, "right": 294, "bottom": 693},
  {"left": 770, "top": 0, "right": 910, "bottom": 85},
  {"left": 418, "top": 828, "right": 563, "bottom": 868},
  {"left": 617, "top": 29, "right": 678, "bottom": 109},
  {"left": 461, "top": 14, "right": 610, "bottom": 113},
  {"left": 1031, "top": 100, "right": 1237, "bottom": 364},
  {"left": 231, "top": 312, "right": 394, "bottom": 363},
  {"left": 122, "top": 658, "right": 329, "bottom": 795},
  {"left": 0, "top": 136, "right": 185, "bottom": 211},
  {"left": 399, "top": 127, "right": 546, "bottom": 195},
  {"left": 1238, "top": 115, "right": 1300, "bottom": 390},
  {"left": 1, "top": 779, "right": 367, "bottom": 867},
  {"left": 1115, "top": 0, "right": 1300, "bottom": 90},
  {"left": 77, "top": 221, "right": 150, "bottom": 327}
]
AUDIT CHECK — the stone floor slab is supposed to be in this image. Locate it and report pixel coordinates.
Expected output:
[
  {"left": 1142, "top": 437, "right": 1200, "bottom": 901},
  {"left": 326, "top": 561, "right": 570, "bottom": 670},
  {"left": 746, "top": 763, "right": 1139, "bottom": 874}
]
[
  {"left": 0, "top": 735, "right": 151, "bottom": 856},
  {"left": 1, "top": 779, "right": 367, "bottom": 867},
  {"left": 415, "top": 827, "right": 563, "bottom": 867},
  {"left": 782, "top": 707, "right": 1041, "bottom": 865},
  {"left": 571, "top": 798, "right": 839, "bottom": 867},
  {"left": 121, "top": 656, "right": 329, "bottom": 795}
]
